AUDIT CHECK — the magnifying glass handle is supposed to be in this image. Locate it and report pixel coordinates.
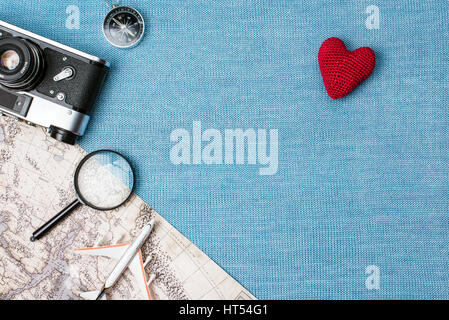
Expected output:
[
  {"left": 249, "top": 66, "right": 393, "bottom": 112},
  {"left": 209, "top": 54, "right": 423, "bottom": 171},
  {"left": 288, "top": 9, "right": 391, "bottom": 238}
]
[{"left": 30, "top": 199, "right": 81, "bottom": 242}]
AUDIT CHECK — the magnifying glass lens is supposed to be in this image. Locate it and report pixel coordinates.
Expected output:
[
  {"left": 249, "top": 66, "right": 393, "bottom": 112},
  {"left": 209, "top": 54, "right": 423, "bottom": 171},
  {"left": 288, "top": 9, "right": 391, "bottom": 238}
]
[
  {"left": 31, "top": 150, "right": 135, "bottom": 242},
  {"left": 75, "top": 151, "right": 134, "bottom": 210}
]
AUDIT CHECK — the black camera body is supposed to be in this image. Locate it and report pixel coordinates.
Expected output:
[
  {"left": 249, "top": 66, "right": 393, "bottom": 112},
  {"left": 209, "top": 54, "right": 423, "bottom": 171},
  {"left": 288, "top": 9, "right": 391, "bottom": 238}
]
[{"left": 0, "top": 20, "right": 109, "bottom": 144}]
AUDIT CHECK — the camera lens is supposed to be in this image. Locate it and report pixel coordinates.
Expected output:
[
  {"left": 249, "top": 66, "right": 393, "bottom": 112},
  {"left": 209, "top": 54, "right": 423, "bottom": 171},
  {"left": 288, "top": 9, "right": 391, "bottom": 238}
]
[
  {"left": 0, "top": 37, "right": 44, "bottom": 90},
  {"left": 0, "top": 50, "right": 20, "bottom": 71}
]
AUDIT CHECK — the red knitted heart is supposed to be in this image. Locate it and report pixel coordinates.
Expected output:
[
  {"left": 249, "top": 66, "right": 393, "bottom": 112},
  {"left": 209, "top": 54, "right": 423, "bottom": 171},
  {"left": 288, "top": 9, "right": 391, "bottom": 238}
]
[{"left": 318, "top": 37, "right": 375, "bottom": 99}]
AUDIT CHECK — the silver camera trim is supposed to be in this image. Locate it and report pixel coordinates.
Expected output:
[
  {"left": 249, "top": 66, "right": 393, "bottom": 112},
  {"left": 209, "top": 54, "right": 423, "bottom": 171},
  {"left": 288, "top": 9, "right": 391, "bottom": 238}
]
[
  {"left": 0, "top": 20, "right": 110, "bottom": 67},
  {"left": 1, "top": 92, "right": 90, "bottom": 136}
]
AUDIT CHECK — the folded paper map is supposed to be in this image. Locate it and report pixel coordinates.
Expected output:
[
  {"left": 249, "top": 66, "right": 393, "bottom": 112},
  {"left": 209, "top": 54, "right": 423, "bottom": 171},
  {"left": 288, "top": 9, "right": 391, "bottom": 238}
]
[{"left": 0, "top": 116, "right": 255, "bottom": 300}]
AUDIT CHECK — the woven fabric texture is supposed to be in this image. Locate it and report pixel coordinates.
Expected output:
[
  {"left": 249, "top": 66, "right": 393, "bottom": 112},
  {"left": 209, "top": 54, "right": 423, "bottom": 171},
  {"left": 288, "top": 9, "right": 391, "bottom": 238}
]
[
  {"left": 318, "top": 37, "right": 376, "bottom": 99},
  {"left": 1, "top": 1, "right": 448, "bottom": 299}
]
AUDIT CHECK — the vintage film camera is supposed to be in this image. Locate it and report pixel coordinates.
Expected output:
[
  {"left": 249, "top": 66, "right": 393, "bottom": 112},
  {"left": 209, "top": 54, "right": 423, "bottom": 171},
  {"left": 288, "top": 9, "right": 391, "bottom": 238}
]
[{"left": 0, "top": 20, "right": 109, "bottom": 144}]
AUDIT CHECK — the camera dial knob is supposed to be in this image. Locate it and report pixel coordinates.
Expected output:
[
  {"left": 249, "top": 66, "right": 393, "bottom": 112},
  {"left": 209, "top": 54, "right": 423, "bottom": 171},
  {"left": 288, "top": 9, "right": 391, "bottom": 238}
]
[{"left": 53, "top": 67, "right": 75, "bottom": 82}]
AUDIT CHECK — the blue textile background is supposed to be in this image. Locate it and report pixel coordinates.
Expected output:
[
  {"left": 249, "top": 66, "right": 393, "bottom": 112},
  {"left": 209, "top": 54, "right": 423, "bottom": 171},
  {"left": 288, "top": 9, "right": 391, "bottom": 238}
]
[{"left": 1, "top": 1, "right": 448, "bottom": 299}]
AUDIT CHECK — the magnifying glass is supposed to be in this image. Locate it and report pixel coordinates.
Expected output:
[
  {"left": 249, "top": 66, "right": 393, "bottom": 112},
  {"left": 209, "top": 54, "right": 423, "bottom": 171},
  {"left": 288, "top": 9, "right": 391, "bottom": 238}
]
[{"left": 30, "top": 150, "right": 135, "bottom": 242}]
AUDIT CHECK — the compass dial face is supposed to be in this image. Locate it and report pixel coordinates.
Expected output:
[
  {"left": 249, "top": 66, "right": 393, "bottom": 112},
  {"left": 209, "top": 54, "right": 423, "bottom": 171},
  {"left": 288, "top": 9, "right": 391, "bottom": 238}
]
[{"left": 103, "top": 6, "right": 145, "bottom": 48}]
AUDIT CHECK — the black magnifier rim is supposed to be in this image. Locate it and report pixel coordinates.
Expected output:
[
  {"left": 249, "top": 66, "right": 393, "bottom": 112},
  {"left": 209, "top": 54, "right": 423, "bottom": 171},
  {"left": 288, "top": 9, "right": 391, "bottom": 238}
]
[{"left": 73, "top": 149, "right": 135, "bottom": 211}]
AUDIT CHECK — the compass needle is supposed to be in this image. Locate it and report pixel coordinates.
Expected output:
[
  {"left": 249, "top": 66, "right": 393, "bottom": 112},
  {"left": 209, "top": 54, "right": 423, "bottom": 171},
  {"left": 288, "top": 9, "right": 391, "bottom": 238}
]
[{"left": 102, "top": 2, "right": 144, "bottom": 48}]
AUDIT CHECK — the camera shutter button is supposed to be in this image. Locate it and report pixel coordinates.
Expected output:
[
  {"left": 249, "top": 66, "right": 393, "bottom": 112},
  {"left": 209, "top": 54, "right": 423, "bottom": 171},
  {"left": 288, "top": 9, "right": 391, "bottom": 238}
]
[{"left": 56, "top": 92, "right": 66, "bottom": 101}]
